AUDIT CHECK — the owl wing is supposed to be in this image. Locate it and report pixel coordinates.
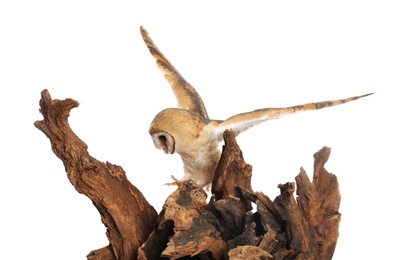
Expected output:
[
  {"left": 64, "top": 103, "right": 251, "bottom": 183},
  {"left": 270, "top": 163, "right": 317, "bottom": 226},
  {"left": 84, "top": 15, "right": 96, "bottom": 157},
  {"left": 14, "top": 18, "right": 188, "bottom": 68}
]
[
  {"left": 213, "top": 93, "right": 373, "bottom": 140},
  {"left": 140, "top": 26, "right": 209, "bottom": 119}
]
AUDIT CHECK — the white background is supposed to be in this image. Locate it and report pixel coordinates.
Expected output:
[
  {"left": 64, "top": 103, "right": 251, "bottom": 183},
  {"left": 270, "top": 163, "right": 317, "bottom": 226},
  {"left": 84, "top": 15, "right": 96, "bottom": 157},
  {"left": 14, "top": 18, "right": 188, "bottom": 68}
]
[{"left": 1, "top": 1, "right": 402, "bottom": 259}]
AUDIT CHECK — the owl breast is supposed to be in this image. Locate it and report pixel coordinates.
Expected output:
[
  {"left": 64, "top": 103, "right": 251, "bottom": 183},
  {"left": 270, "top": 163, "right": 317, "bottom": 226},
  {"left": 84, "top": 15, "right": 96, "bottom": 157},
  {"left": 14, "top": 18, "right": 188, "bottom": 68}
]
[{"left": 178, "top": 128, "right": 221, "bottom": 188}]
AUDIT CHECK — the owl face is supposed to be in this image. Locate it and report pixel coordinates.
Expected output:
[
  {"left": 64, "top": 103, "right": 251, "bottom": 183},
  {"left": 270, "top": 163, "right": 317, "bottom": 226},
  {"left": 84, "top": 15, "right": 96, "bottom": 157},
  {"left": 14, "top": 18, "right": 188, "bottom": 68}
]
[{"left": 150, "top": 131, "right": 175, "bottom": 154}]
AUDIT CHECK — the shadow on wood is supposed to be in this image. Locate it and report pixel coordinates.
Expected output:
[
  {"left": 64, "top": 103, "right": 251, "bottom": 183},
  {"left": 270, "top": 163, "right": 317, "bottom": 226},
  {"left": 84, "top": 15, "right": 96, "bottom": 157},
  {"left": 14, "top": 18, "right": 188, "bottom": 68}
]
[{"left": 35, "top": 90, "right": 341, "bottom": 259}]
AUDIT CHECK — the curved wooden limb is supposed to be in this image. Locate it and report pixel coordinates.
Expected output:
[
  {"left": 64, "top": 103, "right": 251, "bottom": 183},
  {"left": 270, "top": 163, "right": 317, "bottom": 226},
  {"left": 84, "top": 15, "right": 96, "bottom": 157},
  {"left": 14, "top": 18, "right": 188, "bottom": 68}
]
[{"left": 34, "top": 89, "right": 157, "bottom": 260}]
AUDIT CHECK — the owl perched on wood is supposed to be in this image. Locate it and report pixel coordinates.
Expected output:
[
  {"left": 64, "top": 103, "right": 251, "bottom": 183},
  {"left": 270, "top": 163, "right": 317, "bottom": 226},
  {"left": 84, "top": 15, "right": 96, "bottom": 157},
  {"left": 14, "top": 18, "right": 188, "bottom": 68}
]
[{"left": 140, "top": 26, "right": 372, "bottom": 189}]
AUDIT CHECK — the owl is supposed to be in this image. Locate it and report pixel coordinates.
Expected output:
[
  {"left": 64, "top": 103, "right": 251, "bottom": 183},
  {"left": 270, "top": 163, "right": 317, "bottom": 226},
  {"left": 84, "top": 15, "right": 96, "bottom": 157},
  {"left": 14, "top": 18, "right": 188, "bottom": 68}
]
[{"left": 141, "top": 26, "right": 372, "bottom": 189}]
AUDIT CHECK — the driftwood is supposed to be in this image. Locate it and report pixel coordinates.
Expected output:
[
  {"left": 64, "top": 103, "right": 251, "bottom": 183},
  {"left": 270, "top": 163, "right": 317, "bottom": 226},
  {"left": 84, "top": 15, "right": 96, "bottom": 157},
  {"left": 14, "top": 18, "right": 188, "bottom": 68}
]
[{"left": 35, "top": 89, "right": 341, "bottom": 259}]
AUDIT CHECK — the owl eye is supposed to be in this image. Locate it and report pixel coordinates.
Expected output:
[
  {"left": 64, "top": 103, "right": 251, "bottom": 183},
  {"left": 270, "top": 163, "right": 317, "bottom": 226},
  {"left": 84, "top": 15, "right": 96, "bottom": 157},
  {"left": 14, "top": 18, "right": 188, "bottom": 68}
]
[{"left": 159, "top": 135, "right": 167, "bottom": 143}]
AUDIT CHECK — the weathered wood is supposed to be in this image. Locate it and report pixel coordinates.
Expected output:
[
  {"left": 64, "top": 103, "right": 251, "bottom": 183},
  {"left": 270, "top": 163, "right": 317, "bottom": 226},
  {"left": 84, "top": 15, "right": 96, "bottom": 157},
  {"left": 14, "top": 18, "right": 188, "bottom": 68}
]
[
  {"left": 139, "top": 178, "right": 226, "bottom": 259},
  {"left": 254, "top": 192, "right": 284, "bottom": 234},
  {"left": 34, "top": 89, "right": 158, "bottom": 260},
  {"left": 295, "top": 147, "right": 341, "bottom": 259},
  {"left": 35, "top": 90, "right": 341, "bottom": 259},
  {"left": 273, "top": 181, "right": 318, "bottom": 259},
  {"left": 226, "top": 216, "right": 258, "bottom": 251},
  {"left": 87, "top": 246, "right": 114, "bottom": 260},
  {"left": 228, "top": 245, "right": 273, "bottom": 260},
  {"left": 206, "top": 197, "right": 249, "bottom": 242},
  {"left": 212, "top": 130, "right": 253, "bottom": 212}
]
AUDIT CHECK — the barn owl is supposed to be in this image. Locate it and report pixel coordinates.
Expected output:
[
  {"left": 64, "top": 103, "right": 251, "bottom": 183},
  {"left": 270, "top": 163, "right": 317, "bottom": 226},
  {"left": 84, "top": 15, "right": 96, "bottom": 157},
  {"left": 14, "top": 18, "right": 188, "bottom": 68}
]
[{"left": 140, "top": 26, "right": 372, "bottom": 189}]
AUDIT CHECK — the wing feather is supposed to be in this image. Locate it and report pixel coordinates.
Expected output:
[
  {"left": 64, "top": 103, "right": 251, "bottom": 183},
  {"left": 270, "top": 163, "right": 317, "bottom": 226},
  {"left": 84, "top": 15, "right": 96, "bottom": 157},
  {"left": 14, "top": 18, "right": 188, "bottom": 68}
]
[
  {"left": 213, "top": 93, "right": 373, "bottom": 139},
  {"left": 140, "top": 26, "right": 209, "bottom": 119}
]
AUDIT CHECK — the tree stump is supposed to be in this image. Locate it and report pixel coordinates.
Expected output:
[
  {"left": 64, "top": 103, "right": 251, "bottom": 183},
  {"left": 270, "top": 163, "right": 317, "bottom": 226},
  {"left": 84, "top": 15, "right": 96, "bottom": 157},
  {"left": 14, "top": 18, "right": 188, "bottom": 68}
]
[{"left": 35, "top": 90, "right": 341, "bottom": 259}]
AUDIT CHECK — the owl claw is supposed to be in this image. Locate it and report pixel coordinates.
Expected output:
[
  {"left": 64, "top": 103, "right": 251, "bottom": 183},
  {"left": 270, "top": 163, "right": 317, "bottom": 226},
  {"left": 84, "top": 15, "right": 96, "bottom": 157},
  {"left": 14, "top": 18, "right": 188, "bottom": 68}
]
[
  {"left": 164, "top": 175, "right": 202, "bottom": 190},
  {"left": 164, "top": 175, "right": 180, "bottom": 187}
]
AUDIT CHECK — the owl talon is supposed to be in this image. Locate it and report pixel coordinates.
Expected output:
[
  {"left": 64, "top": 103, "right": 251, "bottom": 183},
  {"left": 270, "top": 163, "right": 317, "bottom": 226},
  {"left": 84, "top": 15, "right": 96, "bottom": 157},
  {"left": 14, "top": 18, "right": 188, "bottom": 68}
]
[
  {"left": 164, "top": 175, "right": 202, "bottom": 191},
  {"left": 164, "top": 175, "right": 180, "bottom": 186}
]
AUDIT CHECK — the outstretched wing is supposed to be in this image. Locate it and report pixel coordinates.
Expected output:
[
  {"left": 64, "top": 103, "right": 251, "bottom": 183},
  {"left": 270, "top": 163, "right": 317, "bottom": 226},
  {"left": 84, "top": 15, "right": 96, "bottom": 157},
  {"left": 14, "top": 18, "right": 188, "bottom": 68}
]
[
  {"left": 213, "top": 93, "right": 373, "bottom": 140},
  {"left": 140, "top": 26, "right": 209, "bottom": 119}
]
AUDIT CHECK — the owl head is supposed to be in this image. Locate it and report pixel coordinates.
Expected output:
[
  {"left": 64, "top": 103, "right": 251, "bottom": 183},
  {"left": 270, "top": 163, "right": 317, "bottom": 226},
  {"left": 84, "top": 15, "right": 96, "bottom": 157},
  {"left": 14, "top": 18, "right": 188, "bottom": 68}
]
[{"left": 149, "top": 108, "right": 210, "bottom": 155}]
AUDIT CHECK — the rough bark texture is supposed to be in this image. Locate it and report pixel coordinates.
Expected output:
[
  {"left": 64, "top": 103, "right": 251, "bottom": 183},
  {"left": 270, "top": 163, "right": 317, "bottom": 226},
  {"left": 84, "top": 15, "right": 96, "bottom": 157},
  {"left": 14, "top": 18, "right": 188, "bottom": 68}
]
[
  {"left": 34, "top": 90, "right": 158, "bottom": 260},
  {"left": 35, "top": 90, "right": 341, "bottom": 259}
]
